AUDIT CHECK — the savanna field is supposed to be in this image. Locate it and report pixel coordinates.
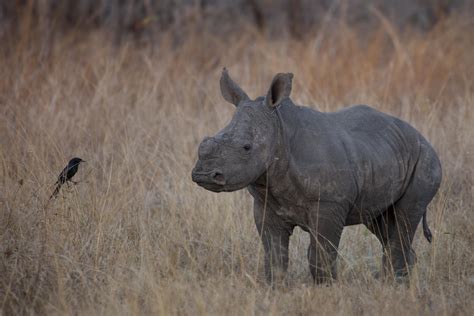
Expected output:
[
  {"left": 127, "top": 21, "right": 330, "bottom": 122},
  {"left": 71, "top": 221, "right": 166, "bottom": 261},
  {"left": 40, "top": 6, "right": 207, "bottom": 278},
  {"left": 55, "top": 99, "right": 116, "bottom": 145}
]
[{"left": 0, "top": 12, "right": 473, "bottom": 315}]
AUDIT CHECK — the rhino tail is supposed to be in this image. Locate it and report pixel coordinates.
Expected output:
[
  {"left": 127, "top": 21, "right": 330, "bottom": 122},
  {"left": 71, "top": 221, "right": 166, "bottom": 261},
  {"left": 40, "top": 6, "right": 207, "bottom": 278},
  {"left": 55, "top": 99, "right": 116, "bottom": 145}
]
[{"left": 422, "top": 211, "right": 433, "bottom": 243}]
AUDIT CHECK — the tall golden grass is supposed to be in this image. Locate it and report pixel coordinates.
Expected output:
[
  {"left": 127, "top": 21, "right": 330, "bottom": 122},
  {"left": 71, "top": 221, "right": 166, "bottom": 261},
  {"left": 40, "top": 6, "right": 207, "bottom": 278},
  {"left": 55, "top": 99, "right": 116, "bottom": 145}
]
[{"left": 0, "top": 14, "right": 473, "bottom": 315}]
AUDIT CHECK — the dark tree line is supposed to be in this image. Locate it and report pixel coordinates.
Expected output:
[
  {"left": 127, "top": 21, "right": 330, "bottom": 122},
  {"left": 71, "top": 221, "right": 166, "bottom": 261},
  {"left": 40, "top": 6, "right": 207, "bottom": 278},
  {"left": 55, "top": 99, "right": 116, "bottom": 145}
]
[{"left": 0, "top": 0, "right": 471, "bottom": 44}]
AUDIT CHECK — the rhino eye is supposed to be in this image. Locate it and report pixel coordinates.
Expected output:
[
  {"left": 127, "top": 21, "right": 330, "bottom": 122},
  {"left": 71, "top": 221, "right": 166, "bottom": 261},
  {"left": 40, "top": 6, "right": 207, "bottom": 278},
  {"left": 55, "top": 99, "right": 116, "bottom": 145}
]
[{"left": 243, "top": 144, "right": 252, "bottom": 151}]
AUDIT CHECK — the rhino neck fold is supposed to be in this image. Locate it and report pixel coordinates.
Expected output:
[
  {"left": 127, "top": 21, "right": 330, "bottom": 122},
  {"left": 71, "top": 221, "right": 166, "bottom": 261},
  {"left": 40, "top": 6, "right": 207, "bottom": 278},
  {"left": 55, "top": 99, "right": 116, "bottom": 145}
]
[{"left": 256, "top": 101, "right": 296, "bottom": 190}]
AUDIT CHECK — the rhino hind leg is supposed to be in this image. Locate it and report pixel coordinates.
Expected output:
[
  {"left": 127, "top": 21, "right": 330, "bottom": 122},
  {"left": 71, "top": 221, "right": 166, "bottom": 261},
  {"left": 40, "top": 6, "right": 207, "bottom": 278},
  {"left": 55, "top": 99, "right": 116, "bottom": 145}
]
[
  {"left": 388, "top": 205, "right": 420, "bottom": 278},
  {"left": 367, "top": 143, "right": 441, "bottom": 280},
  {"left": 366, "top": 203, "right": 421, "bottom": 279}
]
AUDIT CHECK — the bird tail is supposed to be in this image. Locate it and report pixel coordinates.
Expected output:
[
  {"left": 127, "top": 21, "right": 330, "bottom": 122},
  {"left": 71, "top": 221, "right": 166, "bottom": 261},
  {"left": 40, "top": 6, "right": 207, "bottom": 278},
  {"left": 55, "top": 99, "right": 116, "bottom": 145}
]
[
  {"left": 422, "top": 211, "right": 433, "bottom": 243},
  {"left": 49, "top": 183, "right": 61, "bottom": 200}
]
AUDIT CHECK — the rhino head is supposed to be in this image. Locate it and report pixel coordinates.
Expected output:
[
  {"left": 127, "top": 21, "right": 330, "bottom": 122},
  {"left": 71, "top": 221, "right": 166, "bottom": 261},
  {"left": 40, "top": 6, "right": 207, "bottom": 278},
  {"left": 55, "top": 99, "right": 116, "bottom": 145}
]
[{"left": 192, "top": 69, "right": 293, "bottom": 192}]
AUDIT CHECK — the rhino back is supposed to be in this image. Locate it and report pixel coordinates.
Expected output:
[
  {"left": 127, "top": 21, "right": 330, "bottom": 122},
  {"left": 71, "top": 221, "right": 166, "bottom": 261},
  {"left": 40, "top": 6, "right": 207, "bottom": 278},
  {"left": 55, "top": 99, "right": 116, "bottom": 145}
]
[
  {"left": 333, "top": 105, "right": 422, "bottom": 216},
  {"left": 279, "top": 104, "right": 422, "bottom": 220}
]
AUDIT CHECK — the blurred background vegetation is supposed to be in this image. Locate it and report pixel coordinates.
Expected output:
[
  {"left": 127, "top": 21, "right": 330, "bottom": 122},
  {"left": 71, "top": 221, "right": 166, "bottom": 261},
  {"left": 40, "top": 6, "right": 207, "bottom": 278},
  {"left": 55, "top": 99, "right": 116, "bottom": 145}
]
[{"left": 1, "top": 0, "right": 472, "bottom": 48}]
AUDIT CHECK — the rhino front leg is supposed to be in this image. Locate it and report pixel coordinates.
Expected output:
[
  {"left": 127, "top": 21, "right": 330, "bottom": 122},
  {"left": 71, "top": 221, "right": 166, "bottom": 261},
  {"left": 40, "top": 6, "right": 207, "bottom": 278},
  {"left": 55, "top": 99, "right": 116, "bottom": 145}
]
[
  {"left": 307, "top": 207, "right": 345, "bottom": 284},
  {"left": 253, "top": 200, "right": 294, "bottom": 284},
  {"left": 260, "top": 224, "right": 292, "bottom": 284}
]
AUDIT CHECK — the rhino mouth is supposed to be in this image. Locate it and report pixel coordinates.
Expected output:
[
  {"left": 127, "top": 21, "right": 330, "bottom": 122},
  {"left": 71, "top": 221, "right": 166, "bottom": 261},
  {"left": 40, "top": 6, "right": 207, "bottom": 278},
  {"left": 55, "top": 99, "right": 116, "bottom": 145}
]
[
  {"left": 196, "top": 181, "right": 247, "bottom": 193},
  {"left": 191, "top": 170, "right": 244, "bottom": 192},
  {"left": 192, "top": 170, "right": 224, "bottom": 191},
  {"left": 196, "top": 181, "right": 226, "bottom": 192}
]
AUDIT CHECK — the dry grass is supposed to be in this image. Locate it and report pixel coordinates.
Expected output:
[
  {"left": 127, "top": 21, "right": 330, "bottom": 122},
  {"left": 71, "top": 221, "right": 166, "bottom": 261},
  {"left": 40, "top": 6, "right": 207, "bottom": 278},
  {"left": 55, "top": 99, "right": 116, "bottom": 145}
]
[{"left": 0, "top": 15, "right": 473, "bottom": 315}]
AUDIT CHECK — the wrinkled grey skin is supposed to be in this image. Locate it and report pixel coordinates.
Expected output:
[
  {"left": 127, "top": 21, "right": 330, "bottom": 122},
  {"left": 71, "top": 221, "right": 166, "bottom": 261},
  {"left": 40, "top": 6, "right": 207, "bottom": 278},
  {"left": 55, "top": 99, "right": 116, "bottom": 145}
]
[{"left": 192, "top": 69, "right": 442, "bottom": 284}]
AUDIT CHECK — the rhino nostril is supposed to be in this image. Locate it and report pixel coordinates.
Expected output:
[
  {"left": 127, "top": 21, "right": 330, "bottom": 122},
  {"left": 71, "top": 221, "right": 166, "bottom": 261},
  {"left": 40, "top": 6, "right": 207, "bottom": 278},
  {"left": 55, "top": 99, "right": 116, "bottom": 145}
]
[{"left": 211, "top": 171, "right": 225, "bottom": 184}]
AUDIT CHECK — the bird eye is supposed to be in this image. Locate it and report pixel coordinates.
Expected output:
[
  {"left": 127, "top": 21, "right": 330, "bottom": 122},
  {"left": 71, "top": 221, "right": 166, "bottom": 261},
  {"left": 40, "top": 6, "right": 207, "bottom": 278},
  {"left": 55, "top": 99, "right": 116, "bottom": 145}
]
[{"left": 243, "top": 144, "right": 251, "bottom": 151}]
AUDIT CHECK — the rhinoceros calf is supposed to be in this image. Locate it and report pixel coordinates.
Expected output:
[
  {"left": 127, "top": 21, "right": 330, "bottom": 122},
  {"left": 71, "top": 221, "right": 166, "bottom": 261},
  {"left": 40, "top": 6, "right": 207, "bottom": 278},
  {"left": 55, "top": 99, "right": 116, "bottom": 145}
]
[{"left": 192, "top": 69, "right": 442, "bottom": 284}]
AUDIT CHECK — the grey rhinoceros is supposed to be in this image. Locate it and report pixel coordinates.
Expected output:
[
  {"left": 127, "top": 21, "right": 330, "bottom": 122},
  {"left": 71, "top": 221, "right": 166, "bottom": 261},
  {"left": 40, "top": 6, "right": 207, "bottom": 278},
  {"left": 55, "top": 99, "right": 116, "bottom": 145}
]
[{"left": 191, "top": 69, "right": 442, "bottom": 284}]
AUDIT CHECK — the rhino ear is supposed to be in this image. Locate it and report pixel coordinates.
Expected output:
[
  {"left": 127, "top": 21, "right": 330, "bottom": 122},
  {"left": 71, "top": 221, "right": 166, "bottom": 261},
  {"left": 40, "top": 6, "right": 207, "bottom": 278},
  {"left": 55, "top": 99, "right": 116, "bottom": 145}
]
[
  {"left": 265, "top": 73, "right": 293, "bottom": 108},
  {"left": 220, "top": 68, "right": 249, "bottom": 107}
]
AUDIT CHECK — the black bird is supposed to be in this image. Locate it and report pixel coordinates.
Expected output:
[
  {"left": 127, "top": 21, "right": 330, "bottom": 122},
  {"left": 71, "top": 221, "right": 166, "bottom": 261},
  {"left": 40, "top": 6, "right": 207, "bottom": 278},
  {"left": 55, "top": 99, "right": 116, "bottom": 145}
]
[{"left": 50, "top": 157, "right": 85, "bottom": 199}]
